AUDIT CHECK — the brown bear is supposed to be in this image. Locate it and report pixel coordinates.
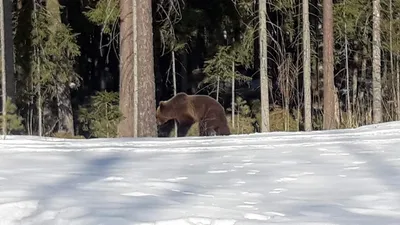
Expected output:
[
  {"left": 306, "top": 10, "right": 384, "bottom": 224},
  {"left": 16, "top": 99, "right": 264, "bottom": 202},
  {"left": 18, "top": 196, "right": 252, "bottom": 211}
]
[{"left": 156, "top": 92, "right": 231, "bottom": 137}]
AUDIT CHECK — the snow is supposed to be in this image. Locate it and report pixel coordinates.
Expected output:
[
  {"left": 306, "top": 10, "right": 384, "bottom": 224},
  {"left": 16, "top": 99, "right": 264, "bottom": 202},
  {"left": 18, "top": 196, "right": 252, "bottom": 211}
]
[{"left": 1, "top": 122, "right": 400, "bottom": 224}]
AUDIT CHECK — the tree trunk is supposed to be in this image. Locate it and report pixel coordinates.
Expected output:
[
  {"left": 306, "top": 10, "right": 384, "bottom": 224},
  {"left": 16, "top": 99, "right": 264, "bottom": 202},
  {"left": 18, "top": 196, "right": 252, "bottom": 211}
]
[
  {"left": 345, "top": 23, "right": 351, "bottom": 127},
  {"left": 172, "top": 50, "right": 177, "bottom": 137},
  {"left": 303, "top": 0, "right": 312, "bottom": 131},
  {"left": 1, "top": 0, "right": 15, "bottom": 102},
  {"left": 360, "top": 45, "right": 368, "bottom": 125},
  {"left": 56, "top": 83, "right": 74, "bottom": 135},
  {"left": 136, "top": 0, "right": 157, "bottom": 137},
  {"left": 0, "top": 0, "right": 6, "bottom": 136},
  {"left": 231, "top": 61, "right": 235, "bottom": 128},
  {"left": 47, "top": 0, "right": 74, "bottom": 135},
  {"left": 118, "top": 0, "right": 135, "bottom": 137},
  {"left": 322, "top": 0, "right": 336, "bottom": 130},
  {"left": 0, "top": 0, "right": 15, "bottom": 136},
  {"left": 397, "top": 54, "right": 400, "bottom": 119},
  {"left": 352, "top": 66, "right": 358, "bottom": 127},
  {"left": 372, "top": 0, "right": 382, "bottom": 124},
  {"left": 259, "top": 0, "right": 269, "bottom": 132}
]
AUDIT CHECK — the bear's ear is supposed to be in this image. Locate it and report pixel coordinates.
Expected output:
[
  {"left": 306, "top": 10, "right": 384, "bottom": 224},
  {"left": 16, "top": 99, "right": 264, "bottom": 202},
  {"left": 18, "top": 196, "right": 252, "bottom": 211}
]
[{"left": 159, "top": 101, "right": 166, "bottom": 110}]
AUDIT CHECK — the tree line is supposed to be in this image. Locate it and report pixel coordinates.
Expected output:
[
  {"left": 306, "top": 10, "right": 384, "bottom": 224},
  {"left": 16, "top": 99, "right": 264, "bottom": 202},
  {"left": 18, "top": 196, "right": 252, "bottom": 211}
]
[{"left": 0, "top": 0, "right": 398, "bottom": 138}]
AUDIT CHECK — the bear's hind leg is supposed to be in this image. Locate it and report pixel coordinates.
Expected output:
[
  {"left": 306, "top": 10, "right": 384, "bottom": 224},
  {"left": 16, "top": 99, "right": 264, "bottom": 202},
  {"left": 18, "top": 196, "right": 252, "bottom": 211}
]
[{"left": 198, "top": 121, "right": 217, "bottom": 136}]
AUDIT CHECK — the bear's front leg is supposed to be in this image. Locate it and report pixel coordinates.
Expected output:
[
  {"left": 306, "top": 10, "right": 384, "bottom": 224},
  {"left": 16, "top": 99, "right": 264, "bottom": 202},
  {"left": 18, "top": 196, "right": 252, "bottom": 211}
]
[{"left": 177, "top": 121, "right": 194, "bottom": 137}]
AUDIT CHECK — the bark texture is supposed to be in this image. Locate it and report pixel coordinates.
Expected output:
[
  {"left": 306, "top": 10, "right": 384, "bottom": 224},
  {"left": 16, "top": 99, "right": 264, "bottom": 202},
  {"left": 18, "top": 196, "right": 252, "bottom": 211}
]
[
  {"left": 259, "top": 0, "right": 269, "bottom": 132},
  {"left": 322, "top": 0, "right": 337, "bottom": 129},
  {"left": 303, "top": 0, "right": 312, "bottom": 131},
  {"left": 372, "top": 0, "right": 382, "bottom": 123},
  {"left": 118, "top": 0, "right": 135, "bottom": 137},
  {"left": 136, "top": 0, "right": 157, "bottom": 137}
]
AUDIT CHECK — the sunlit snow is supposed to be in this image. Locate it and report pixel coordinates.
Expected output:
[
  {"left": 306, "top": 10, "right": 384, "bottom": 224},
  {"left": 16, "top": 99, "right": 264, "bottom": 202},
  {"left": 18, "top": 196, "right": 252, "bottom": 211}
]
[{"left": 1, "top": 122, "right": 400, "bottom": 224}]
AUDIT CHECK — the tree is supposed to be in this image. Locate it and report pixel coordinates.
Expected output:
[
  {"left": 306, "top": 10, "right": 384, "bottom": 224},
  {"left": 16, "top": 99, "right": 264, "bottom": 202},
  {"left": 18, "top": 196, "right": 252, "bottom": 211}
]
[
  {"left": 1, "top": 0, "right": 15, "bottom": 136},
  {"left": 118, "top": 0, "right": 157, "bottom": 137},
  {"left": 47, "top": 0, "right": 76, "bottom": 135},
  {"left": 118, "top": 0, "right": 135, "bottom": 137},
  {"left": 259, "top": 0, "right": 269, "bottom": 132},
  {"left": 0, "top": 0, "right": 6, "bottom": 136},
  {"left": 322, "top": 0, "right": 336, "bottom": 129},
  {"left": 136, "top": 0, "right": 157, "bottom": 137},
  {"left": 372, "top": 0, "right": 382, "bottom": 124},
  {"left": 303, "top": 0, "right": 312, "bottom": 131}
]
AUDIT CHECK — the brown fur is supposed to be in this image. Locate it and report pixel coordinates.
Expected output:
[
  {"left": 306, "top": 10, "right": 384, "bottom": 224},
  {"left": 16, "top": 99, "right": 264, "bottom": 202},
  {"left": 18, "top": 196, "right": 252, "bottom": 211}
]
[{"left": 156, "top": 92, "right": 230, "bottom": 137}]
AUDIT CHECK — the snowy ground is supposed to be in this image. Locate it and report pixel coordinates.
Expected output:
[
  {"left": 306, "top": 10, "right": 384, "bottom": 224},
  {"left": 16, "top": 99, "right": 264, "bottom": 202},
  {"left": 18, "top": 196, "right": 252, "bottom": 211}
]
[{"left": 1, "top": 122, "right": 400, "bottom": 225}]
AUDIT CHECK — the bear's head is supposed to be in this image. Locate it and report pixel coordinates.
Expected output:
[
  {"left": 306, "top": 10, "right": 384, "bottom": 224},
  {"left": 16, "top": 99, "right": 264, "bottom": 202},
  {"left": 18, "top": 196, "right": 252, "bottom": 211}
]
[{"left": 156, "top": 101, "right": 173, "bottom": 125}]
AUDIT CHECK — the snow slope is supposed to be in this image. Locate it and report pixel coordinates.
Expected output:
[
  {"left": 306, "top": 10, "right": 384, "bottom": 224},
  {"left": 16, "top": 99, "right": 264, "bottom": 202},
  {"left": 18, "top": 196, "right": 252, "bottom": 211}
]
[{"left": 1, "top": 122, "right": 400, "bottom": 225}]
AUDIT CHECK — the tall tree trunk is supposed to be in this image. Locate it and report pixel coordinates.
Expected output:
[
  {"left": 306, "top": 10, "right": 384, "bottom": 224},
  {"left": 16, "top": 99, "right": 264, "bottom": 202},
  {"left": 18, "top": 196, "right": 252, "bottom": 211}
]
[
  {"left": 118, "top": 0, "right": 135, "bottom": 137},
  {"left": 322, "top": 0, "right": 336, "bottom": 129},
  {"left": 32, "top": 0, "right": 43, "bottom": 136},
  {"left": 345, "top": 22, "right": 351, "bottom": 127},
  {"left": 397, "top": 54, "right": 400, "bottom": 119},
  {"left": 56, "top": 83, "right": 74, "bottom": 135},
  {"left": 231, "top": 61, "right": 235, "bottom": 128},
  {"left": 1, "top": 0, "right": 14, "bottom": 102},
  {"left": 259, "top": 0, "right": 269, "bottom": 132},
  {"left": 0, "top": 0, "right": 6, "bottom": 136},
  {"left": 136, "top": 0, "right": 157, "bottom": 137},
  {"left": 372, "top": 0, "right": 382, "bottom": 124},
  {"left": 0, "top": 0, "right": 15, "bottom": 136},
  {"left": 303, "top": 0, "right": 312, "bottom": 131},
  {"left": 172, "top": 50, "right": 177, "bottom": 137},
  {"left": 360, "top": 44, "right": 368, "bottom": 125}
]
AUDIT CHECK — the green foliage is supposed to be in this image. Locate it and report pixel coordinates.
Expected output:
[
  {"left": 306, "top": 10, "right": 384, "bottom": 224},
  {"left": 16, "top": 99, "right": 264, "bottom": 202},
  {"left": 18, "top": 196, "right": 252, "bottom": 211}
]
[
  {"left": 250, "top": 100, "right": 298, "bottom": 132},
  {"left": 31, "top": 8, "right": 81, "bottom": 98},
  {"left": 0, "top": 98, "right": 24, "bottom": 134},
  {"left": 84, "top": 0, "right": 120, "bottom": 34},
  {"left": 227, "top": 96, "right": 257, "bottom": 134},
  {"left": 78, "top": 91, "right": 123, "bottom": 138},
  {"left": 203, "top": 45, "right": 251, "bottom": 87},
  {"left": 202, "top": 19, "right": 255, "bottom": 91},
  {"left": 333, "top": 0, "right": 370, "bottom": 38}
]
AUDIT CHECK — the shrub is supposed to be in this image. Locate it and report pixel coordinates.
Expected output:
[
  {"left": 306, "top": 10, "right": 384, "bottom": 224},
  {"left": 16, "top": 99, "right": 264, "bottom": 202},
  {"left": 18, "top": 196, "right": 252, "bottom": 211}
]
[
  {"left": 78, "top": 91, "right": 123, "bottom": 138},
  {"left": 0, "top": 98, "right": 24, "bottom": 134}
]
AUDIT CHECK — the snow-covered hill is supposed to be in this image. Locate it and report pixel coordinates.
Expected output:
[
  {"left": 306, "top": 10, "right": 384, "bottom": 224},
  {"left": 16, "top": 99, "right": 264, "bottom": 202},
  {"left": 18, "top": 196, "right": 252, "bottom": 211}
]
[{"left": 1, "top": 122, "right": 400, "bottom": 225}]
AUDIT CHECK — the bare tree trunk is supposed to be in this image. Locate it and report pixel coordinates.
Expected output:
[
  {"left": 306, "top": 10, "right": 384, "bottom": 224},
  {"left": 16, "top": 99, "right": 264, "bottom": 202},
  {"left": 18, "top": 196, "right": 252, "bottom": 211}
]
[
  {"left": 172, "top": 50, "right": 177, "bottom": 137},
  {"left": 389, "top": 0, "right": 396, "bottom": 120},
  {"left": 32, "top": 0, "right": 43, "bottom": 136},
  {"left": 231, "top": 61, "right": 235, "bottom": 128},
  {"left": 360, "top": 45, "right": 368, "bottom": 125},
  {"left": 259, "top": 0, "right": 269, "bottom": 132},
  {"left": 0, "top": 0, "right": 6, "bottom": 136},
  {"left": 132, "top": 0, "right": 138, "bottom": 137},
  {"left": 322, "top": 0, "right": 337, "bottom": 129},
  {"left": 118, "top": 0, "right": 135, "bottom": 137},
  {"left": 372, "top": 0, "right": 382, "bottom": 124},
  {"left": 216, "top": 76, "right": 220, "bottom": 101},
  {"left": 397, "top": 54, "right": 400, "bottom": 119},
  {"left": 56, "top": 84, "right": 74, "bottom": 135},
  {"left": 344, "top": 23, "right": 351, "bottom": 127},
  {"left": 352, "top": 66, "right": 358, "bottom": 127},
  {"left": 136, "top": 0, "right": 157, "bottom": 137},
  {"left": 1, "top": 0, "right": 14, "bottom": 103},
  {"left": 1, "top": 0, "right": 15, "bottom": 136},
  {"left": 303, "top": 0, "right": 312, "bottom": 131}
]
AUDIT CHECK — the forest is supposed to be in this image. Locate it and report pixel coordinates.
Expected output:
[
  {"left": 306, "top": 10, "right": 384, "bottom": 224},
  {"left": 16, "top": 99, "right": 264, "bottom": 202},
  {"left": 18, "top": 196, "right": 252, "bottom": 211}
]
[{"left": 0, "top": 0, "right": 398, "bottom": 139}]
